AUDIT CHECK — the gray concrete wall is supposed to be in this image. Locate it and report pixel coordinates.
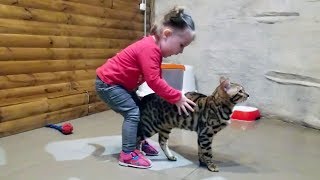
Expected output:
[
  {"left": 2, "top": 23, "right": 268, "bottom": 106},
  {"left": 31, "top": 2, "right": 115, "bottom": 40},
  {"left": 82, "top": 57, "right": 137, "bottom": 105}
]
[{"left": 153, "top": 0, "right": 320, "bottom": 129}]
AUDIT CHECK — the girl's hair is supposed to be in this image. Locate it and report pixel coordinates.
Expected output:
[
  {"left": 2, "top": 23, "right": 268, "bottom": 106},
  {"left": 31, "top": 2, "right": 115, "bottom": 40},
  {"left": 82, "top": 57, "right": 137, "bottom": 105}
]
[{"left": 150, "top": 6, "right": 195, "bottom": 37}]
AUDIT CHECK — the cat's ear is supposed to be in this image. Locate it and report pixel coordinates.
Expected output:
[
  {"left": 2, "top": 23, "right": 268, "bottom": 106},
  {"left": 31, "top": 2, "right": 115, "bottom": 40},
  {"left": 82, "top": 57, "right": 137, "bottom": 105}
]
[
  {"left": 219, "top": 77, "right": 231, "bottom": 91},
  {"left": 219, "top": 76, "right": 228, "bottom": 84}
]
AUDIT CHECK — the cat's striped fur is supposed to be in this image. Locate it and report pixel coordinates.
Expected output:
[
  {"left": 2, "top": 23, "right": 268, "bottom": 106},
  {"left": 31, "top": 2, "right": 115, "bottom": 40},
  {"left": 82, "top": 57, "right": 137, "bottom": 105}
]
[{"left": 137, "top": 77, "right": 249, "bottom": 172}]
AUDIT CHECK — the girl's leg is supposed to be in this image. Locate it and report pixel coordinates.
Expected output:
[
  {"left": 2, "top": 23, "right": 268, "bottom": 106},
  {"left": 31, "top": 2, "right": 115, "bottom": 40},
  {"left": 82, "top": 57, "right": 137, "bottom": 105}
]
[
  {"left": 130, "top": 91, "right": 159, "bottom": 156},
  {"left": 95, "top": 77, "right": 151, "bottom": 168}
]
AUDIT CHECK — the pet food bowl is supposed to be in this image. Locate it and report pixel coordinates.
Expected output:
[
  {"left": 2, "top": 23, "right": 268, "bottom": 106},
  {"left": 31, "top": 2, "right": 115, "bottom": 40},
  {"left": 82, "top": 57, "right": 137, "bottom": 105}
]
[{"left": 231, "top": 106, "right": 261, "bottom": 121}]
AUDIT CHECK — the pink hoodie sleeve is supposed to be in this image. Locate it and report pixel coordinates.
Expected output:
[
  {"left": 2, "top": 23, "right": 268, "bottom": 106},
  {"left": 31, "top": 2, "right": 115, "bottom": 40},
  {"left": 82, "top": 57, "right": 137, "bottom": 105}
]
[{"left": 137, "top": 47, "right": 181, "bottom": 104}]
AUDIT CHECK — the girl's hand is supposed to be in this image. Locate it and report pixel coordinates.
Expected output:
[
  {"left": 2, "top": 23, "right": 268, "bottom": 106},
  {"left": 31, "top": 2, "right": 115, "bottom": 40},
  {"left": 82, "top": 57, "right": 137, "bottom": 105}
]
[{"left": 175, "top": 93, "right": 197, "bottom": 116}]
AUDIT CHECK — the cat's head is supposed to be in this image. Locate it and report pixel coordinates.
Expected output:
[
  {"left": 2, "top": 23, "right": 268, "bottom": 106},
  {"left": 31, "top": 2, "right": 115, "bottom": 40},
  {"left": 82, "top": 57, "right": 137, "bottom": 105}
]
[{"left": 215, "top": 77, "right": 249, "bottom": 105}]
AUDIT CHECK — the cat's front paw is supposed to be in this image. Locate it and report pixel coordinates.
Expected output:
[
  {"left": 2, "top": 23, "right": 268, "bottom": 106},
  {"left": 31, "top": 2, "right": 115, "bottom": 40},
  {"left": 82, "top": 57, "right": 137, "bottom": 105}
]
[
  {"left": 167, "top": 156, "right": 177, "bottom": 161},
  {"left": 207, "top": 163, "right": 219, "bottom": 172},
  {"left": 199, "top": 161, "right": 219, "bottom": 172}
]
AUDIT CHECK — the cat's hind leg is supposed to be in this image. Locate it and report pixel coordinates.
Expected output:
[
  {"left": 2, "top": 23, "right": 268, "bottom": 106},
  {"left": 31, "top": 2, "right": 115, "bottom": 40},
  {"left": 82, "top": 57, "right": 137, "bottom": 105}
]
[
  {"left": 136, "top": 130, "right": 145, "bottom": 151},
  {"left": 136, "top": 121, "right": 147, "bottom": 151},
  {"left": 137, "top": 122, "right": 159, "bottom": 155}
]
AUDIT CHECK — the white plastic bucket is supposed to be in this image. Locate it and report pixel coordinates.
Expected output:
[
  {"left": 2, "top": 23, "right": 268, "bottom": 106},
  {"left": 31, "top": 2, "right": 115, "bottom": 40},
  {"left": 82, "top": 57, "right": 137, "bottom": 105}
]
[
  {"left": 182, "top": 65, "right": 197, "bottom": 93},
  {"left": 136, "top": 64, "right": 197, "bottom": 97}
]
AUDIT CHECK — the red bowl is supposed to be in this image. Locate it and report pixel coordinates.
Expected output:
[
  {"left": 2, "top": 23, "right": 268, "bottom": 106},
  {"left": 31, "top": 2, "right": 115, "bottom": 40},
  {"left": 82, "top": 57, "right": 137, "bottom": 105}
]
[{"left": 231, "top": 106, "right": 260, "bottom": 121}]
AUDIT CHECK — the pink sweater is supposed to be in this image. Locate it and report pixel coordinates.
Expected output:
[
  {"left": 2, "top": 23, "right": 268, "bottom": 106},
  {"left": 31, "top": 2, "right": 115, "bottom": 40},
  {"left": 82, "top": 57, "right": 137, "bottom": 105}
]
[{"left": 96, "top": 36, "right": 181, "bottom": 104}]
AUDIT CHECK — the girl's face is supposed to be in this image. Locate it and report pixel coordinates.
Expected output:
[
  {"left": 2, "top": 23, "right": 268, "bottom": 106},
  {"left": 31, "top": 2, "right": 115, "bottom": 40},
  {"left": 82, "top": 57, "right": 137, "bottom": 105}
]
[{"left": 158, "top": 28, "right": 194, "bottom": 58}]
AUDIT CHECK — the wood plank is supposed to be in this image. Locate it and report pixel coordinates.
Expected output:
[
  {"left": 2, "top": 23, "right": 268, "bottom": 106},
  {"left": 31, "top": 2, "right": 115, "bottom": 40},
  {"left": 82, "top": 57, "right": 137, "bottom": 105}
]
[
  {"left": 63, "top": 0, "right": 150, "bottom": 10},
  {"left": 62, "top": 0, "right": 113, "bottom": 9},
  {"left": 0, "top": 82, "right": 71, "bottom": 99},
  {"left": 73, "top": 79, "right": 95, "bottom": 91},
  {"left": 47, "top": 93, "right": 89, "bottom": 112},
  {"left": 0, "top": 89, "right": 89, "bottom": 107},
  {"left": 0, "top": 79, "right": 94, "bottom": 99},
  {"left": 0, "top": 104, "right": 89, "bottom": 137},
  {"left": 87, "top": 91, "right": 102, "bottom": 104},
  {"left": 111, "top": 0, "right": 151, "bottom": 13},
  {"left": 88, "top": 101, "right": 109, "bottom": 115},
  {"left": 0, "top": 113, "right": 48, "bottom": 137},
  {"left": 0, "top": 59, "right": 104, "bottom": 75},
  {"left": 0, "top": 4, "right": 145, "bottom": 31},
  {"left": 0, "top": 18, "right": 144, "bottom": 39},
  {"left": 112, "top": 0, "right": 138, "bottom": 11},
  {"left": 0, "top": 0, "right": 144, "bottom": 22},
  {"left": 89, "top": 0, "right": 152, "bottom": 15},
  {"left": 0, "top": 90, "right": 96, "bottom": 122},
  {"left": 0, "top": 34, "right": 132, "bottom": 48},
  {"left": 0, "top": 48, "right": 119, "bottom": 61},
  {"left": 0, "top": 69, "right": 97, "bottom": 89},
  {"left": 0, "top": 98, "right": 49, "bottom": 122}
]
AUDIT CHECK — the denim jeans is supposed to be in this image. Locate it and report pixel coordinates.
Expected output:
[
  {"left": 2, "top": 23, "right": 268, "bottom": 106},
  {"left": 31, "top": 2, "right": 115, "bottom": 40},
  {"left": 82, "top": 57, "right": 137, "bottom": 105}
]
[{"left": 95, "top": 76, "right": 141, "bottom": 152}]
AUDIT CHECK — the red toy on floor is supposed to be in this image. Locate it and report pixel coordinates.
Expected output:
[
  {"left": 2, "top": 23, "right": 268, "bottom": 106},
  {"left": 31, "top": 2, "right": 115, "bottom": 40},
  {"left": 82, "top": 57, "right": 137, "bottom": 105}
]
[{"left": 45, "top": 122, "right": 73, "bottom": 135}]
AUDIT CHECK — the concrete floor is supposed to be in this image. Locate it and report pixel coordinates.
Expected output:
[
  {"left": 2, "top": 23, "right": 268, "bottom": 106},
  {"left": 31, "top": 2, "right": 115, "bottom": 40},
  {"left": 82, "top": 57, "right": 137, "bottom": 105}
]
[{"left": 0, "top": 111, "right": 319, "bottom": 180}]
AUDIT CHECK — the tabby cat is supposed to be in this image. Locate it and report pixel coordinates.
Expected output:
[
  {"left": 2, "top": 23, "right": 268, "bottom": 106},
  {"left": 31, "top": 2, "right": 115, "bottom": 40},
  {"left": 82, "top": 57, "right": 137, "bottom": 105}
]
[{"left": 137, "top": 77, "right": 249, "bottom": 172}]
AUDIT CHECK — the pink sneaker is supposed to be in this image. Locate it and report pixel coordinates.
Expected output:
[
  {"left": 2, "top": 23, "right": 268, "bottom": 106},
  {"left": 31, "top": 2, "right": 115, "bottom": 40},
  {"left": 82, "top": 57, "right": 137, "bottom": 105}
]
[
  {"left": 118, "top": 149, "right": 152, "bottom": 169},
  {"left": 141, "top": 140, "right": 159, "bottom": 156}
]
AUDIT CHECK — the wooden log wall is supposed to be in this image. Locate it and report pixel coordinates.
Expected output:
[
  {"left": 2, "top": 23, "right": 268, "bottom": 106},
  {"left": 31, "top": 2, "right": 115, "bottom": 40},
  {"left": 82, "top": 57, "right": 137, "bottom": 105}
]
[{"left": 0, "top": 0, "right": 154, "bottom": 137}]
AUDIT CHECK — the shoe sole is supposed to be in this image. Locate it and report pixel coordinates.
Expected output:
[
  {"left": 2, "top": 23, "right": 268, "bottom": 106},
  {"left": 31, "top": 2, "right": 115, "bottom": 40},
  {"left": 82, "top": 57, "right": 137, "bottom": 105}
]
[{"left": 118, "top": 161, "right": 152, "bottom": 169}]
